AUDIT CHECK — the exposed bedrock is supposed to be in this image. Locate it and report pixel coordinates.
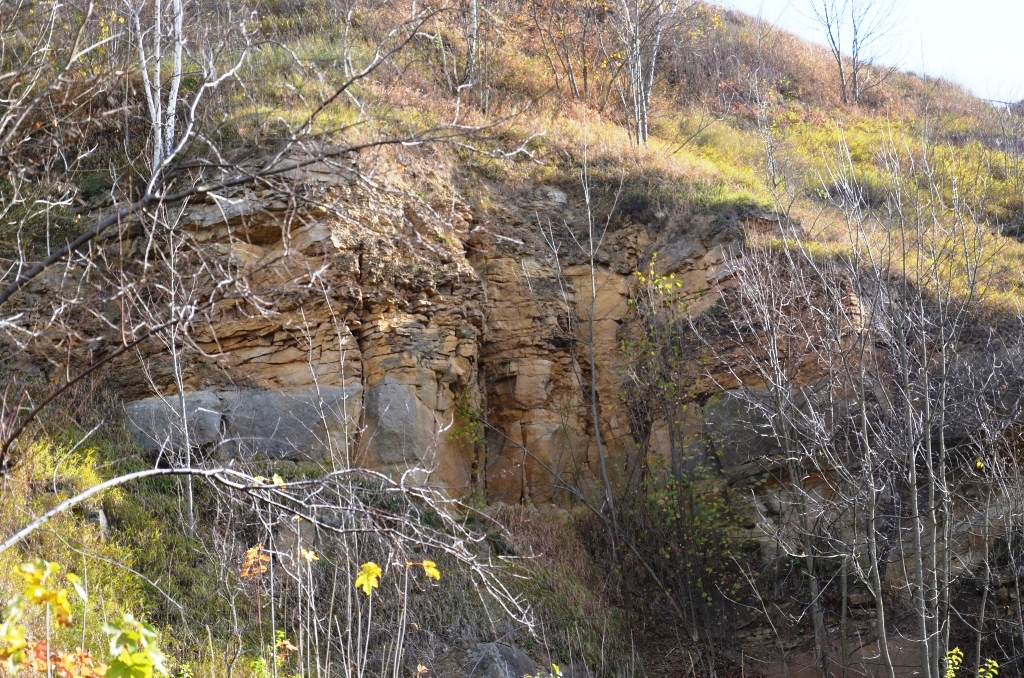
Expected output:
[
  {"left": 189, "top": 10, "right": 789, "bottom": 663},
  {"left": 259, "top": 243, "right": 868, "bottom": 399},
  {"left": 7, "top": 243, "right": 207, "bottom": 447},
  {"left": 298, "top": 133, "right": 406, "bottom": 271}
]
[{"left": 109, "top": 162, "right": 764, "bottom": 503}]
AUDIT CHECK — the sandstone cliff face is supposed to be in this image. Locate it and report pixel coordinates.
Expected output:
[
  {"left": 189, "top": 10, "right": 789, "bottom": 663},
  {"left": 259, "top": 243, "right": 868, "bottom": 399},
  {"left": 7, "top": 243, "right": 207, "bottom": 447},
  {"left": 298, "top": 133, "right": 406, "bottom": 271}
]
[
  {"left": 117, "top": 158, "right": 745, "bottom": 502},
  {"left": 121, "top": 160, "right": 482, "bottom": 491}
]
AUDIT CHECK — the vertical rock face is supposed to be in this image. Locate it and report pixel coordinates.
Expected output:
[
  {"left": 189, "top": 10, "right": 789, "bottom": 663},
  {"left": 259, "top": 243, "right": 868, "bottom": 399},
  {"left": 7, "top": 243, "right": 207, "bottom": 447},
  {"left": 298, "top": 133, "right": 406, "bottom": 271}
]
[
  {"left": 356, "top": 310, "right": 480, "bottom": 489},
  {"left": 118, "top": 162, "right": 742, "bottom": 500},
  {"left": 473, "top": 253, "right": 592, "bottom": 504}
]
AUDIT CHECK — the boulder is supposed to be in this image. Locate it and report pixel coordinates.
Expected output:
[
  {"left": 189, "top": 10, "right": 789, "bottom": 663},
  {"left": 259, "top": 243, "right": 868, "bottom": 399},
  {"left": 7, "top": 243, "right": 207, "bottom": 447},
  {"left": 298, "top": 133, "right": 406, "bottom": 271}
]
[
  {"left": 125, "top": 391, "right": 223, "bottom": 457},
  {"left": 362, "top": 382, "right": 437, "bottom": 467},
  {"left": 219, "top": 386, "right": 362, "bottom": 461},
  {"left": 125, "top": 386, "right": 362, "bottom": 462}
]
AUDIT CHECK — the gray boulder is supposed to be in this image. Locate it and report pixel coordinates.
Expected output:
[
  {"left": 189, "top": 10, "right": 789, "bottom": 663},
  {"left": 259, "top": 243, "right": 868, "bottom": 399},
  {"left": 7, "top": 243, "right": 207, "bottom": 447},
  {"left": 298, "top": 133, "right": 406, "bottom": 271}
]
[
  {"left": 362, "top": 382, "right": 437, "bottom": 466},
  {"left": 125, "top": 386, "right": 362, "bottom": 462},
  {"left": 124, "top": 391, "right": 223, "bottom": 457},
  {"left": 218, "top": 386, "right": 362, "bottom": 461},
  {"left": 465, "top": 643, "right": 538, "bottom": 678}
]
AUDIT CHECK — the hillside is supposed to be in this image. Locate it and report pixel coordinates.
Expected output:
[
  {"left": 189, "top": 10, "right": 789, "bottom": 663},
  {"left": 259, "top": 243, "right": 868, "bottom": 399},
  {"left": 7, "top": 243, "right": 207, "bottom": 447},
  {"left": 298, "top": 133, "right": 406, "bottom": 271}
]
[{"left": 2, "top": 1, "right": 1024, "bottom": 677}]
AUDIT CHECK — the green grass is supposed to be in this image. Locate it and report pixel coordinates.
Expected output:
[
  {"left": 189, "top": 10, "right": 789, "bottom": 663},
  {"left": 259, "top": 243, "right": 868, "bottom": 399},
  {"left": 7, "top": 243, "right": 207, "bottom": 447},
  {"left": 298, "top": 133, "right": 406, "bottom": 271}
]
[{"left": 0, "top": 431, "right": 152, "bottom": 660}]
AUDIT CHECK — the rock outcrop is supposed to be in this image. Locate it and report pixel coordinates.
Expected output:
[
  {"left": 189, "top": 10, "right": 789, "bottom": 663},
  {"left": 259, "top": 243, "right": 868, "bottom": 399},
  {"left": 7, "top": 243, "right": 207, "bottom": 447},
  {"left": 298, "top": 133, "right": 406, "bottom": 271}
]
[{"left": 110, "top": 156, "right": 745, "bottom": 501}]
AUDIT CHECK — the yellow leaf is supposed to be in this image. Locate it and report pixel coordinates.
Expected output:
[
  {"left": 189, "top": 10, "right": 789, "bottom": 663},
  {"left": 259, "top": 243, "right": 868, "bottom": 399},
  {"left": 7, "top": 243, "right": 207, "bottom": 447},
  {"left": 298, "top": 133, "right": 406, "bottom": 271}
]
[
  {"left": 421, "top": 560, "right": 440, "bottom": 581},
  {"left": 51, "top": 589, "right": 73, "bottom": 627},
  {"left": 301, "top": 549, "right": 319, "bottom": 563},
  {"left": 272, "top": 474, "right": 286, "bottom": 487},
  {"left": 552, "top": 663, "right": 562, "bottom": 676},
  {"left": 976, "top": 459, "right": 984, "bottom": 469},
  {"left": 355, "top": 562, "right": 382, "bottom": 596},
  {"left": 241, "top": 544, "right": 269, "bottom": 579},
  {"left": 16, "top": 560, "right": 56, "bottom": 588}
]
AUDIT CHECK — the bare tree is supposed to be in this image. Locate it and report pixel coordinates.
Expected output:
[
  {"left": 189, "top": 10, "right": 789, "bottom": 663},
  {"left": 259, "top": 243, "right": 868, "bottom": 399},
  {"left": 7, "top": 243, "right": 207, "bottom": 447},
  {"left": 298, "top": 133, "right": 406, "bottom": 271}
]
[
  {"left": 608, "top": 0, "right": 693, "bottom": 144},
  {"left": 808, "top": 0, "right": 901, "bottom": 104},
  {"left": 529, "top": 0, "right": 610, "bottom": 100},
  {"left": 122, "top": 0, "right": 249, "bottom": 176},
  {"left": 688, "top": 113, "right": 1024, "bottom": 678}
]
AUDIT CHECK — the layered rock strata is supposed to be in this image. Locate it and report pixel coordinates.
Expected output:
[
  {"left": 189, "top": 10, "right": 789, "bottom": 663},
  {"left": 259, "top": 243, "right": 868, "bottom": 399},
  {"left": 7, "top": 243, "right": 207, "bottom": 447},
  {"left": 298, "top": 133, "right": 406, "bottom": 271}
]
[{"left": 113, "top": 160, "right": 743, "bottom": 502}]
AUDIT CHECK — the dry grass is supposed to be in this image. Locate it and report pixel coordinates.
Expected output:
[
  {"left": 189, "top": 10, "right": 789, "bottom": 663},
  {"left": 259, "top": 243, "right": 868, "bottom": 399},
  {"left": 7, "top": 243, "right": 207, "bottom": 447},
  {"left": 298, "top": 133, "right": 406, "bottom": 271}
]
[
  {"left": 228, "top": 0, "right": 1024, "bottom": 237},
  {"left": 499, "top": 505, "right": 636, "bottom": 675}
]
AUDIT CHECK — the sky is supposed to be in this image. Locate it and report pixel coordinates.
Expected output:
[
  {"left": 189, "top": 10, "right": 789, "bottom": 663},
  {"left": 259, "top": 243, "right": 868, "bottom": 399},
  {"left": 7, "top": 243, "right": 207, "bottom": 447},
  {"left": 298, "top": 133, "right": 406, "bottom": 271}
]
[{"left": 716, "top": 0, "right": 1024, "bottom": 102}]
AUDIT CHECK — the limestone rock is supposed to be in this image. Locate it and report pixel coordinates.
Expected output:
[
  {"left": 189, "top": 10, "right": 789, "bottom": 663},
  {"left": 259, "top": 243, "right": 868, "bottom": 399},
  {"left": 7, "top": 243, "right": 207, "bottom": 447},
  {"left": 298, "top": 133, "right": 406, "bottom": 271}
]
[
  {"left": 113, "top": 163, "right": 744, "bottom": 502},
  {"left": 219, "top": 386, "right": 362, "bottom": 461},
  {"left": 361, "top": 382, "right": 437, "bottom": 466},
  {"left": 125, "top": 391, "right": 223, "bottom": 456},
  {"left": 126, "top": 386, "right": 362, "bottom": 462}
]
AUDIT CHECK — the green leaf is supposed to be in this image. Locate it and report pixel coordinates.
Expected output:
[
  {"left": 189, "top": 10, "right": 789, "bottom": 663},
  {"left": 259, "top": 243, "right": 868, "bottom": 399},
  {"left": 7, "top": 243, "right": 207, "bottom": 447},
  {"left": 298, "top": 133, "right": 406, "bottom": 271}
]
[
  {"left": 138, "top": 620, "right": 158, "bottom": 643},
  {"left": 102, "top": 614, "right": 167, "bottom": 677},
  {"left": 104, "top": 618, "right": 131, "bottom": 656},
  {"left": 148, "top": 645, "right": 168, "bottom": 676},
  {"left": 1, "top": 595, "right": 26, "bottom": 628},
  {"left": 105, "top": 648, "right": 153, "bottom": 678}
]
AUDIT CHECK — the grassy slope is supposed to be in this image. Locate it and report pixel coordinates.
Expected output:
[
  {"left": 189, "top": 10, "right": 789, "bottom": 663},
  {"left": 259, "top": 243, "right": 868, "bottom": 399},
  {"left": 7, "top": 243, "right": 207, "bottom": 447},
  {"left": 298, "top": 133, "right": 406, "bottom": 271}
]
[{"left": 231, "top": 1, "right": 1024, "bottom": 308}]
